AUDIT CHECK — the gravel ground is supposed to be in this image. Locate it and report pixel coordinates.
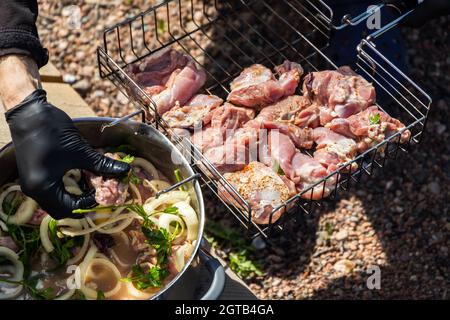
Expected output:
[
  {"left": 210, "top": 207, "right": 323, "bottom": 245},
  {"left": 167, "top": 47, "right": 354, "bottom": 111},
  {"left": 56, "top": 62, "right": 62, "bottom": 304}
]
[{"left": 36, "top": 1, "right": 449, "bottom": 299}]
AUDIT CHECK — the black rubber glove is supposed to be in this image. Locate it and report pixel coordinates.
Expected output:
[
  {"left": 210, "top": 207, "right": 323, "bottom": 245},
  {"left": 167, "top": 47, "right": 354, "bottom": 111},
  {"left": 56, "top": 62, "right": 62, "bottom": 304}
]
[
  {"left": 386, "top": 0, "right": 450, "bottom": 27},
  {"left": 5, "top": 89, "right": 130, "bottom": 220}
]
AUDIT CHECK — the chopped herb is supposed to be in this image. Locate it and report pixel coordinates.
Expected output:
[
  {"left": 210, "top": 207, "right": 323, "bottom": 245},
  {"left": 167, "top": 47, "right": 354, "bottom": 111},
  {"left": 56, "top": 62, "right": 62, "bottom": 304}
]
[
  {"left": 141, "top": 226, "right": 172, "bottom": 265},
  {"left": 120, "top": 154, "right": 135, "bottom": 164},
  {"left": 96, "top": 290, "right": 106, "bottom": 300},
  {"left": 47, "top": 218, "right": 78, "bottom": 268},
  {"left": 174, "top": 169, "right": 187, "bottom": 191},
  {"left": 121, "top": 169, "right": 141, "bottom": 186},
  {"left": 0, "top": 276, "right": 55, "bottom": 300},
  {"left": 4, "top": 222, "right": 41, "bottom": 277},
  {"left": 73, "top": 289, "right": 87, "bottom": 300},
  {"left": 163, "top": 205, "right": 179, "bottom": 215},
  {"left": 104, "top": 145, "right": 136, "bottom": 155},
  {"left": 121, "top": 265, "right": 169, "bottom": 290},
  {"left": 369, "top": 113, "right": 381, "bottom": 125},
  {"left": 129, "top": 173, "right": 141, "bottom": 185},
  {"left": 73, "top": 202, "right": 146, "bottom": 216},
  {"left": 272, "top": 161, "right": 285, "bottom": 176}
]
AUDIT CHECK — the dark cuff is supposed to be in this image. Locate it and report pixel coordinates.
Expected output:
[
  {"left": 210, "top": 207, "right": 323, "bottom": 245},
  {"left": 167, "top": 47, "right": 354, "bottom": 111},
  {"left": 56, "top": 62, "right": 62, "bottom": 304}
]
[{"left": 0, "top": 29, "right": 48, "bottom": 68}]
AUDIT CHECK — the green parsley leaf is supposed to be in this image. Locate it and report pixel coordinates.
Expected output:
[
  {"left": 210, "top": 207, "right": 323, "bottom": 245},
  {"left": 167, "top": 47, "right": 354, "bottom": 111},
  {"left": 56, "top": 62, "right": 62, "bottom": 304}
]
[
  {"left": 369, "top": 113, "right": 381, "bottom": 125},
  {"left": 120, "top": 154, "right": 135, "bottom": 164},
  {"left": 0, "top": 276, "right": 55, "bottom": 300},
  {"left": 121, "top": 265, "right": 169, "bottom": 290},
  {"left": 174, "top": 169, "right": 187, "bottom": 191},
  {"left": 163, "top": 205, "right": 179, "bottom": 215},
  {"left": 141, "top": 226, "right": 172, "bottom": 265},
  {"left": 272, "top": 161, "right": 285, "bottom": 176},
  {"left": 47, "top": 218, "right": 79, "bottom": 268},
  {"left": 129, "top": 173, "right": 141, "bottom": 185},
  {"left": 96, "top": 290, "right": 106, "bottom": 300},
  {"left": 73, "top": 289, "right": 87, "bottom": 300},
  {"left": 4, "top": 222, "right": 41, "bottom": 277}
]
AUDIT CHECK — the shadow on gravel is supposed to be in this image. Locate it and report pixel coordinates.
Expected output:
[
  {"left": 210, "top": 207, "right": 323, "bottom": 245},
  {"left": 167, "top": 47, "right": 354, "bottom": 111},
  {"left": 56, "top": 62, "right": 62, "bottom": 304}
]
[{"left": 200, "top": 2, "right": 449, "bottom": 299}]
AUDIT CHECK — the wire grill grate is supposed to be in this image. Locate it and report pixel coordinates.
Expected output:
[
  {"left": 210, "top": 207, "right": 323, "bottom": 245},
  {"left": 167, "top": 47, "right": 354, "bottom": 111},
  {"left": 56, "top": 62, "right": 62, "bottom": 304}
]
[{"left": 97, "top": 0, "right": 431, "bottom": 238}]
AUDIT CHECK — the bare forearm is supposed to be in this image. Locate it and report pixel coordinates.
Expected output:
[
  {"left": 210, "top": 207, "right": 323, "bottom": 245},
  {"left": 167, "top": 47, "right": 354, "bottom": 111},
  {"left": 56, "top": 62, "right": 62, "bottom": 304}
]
[{"left": 0, "top": 55, "right": 41, "bottom": 110}]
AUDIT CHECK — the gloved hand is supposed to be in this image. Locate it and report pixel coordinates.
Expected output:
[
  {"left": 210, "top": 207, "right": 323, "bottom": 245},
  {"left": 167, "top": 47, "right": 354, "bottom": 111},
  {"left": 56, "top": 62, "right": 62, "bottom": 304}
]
[
  {"left": 5, "top": 89, "right": 130, "bottom": 220},
  {"left": 386, "top": 0, "right": 450, "bottom": 27}
]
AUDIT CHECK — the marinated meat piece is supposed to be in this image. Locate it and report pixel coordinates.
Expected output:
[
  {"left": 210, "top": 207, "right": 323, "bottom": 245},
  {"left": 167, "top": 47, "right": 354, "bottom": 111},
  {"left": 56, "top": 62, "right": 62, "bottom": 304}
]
[
  {"left": 0, "top": 236, "right": 19, "bottom": 252},
  {"left": 274, "top": 60, "right": 304, "bottom": 97},
  {"left": 191, "top": 103, "right": 255, "bottom": 152},
  {"left": 326, "top": 105, "right": 411, "bottom": 152},
  {"left": 251, "top": 96, "right": 314, "bottom": 148},
  {"left": 86, "top": 153, "right": 129, "bottom": 206},
  {"left": 227, "top": 61, "right": 303, "bottom": 109},
  {"left": 152, "top": 60, "right": 206, "bottom": 114},
  {"left": 162, "top": 94, "right": 223, "bottom": 129},
  {"left": 203, "top": 144, "right": 257, "bottom": 174},
  {"left": 137, "top": 252, "right": 157, "bottom": 268},
  {"left": 218, "top": 162, "right": 292, "bottom": 225},
  {"left": 27, "top": 208, "right": 48, "bottom": 226},
  {"left": 295, "top": 103, "right": 322, "bottom": 128},
  {"left": 260, "top": 131, "right": 296, "bottom": 179},
  {"left": 313, "top": 127, "right": 358, "bottom": 172},
  {"left": 254, "top": 120, "right": 314, "bottom": 149},
  {"left": 303, "top": 66, "right": 376, "bottom": 123},
  {"left": 256, "top": 95, "right": 311, "bottom": 125},
  {"left": 210, "top": 103, "right": 256, "bottom": 129},
  {"left": 191, "top": 125, "right": 225, "bottom": 152},
  {"left": 290, "top": 152, "right": 331, "bottom": 200},
  {"left": 127, "top": 48, "right": 190, "bottom": 92},
  {"left": 133, "top": 166, "right": 155, "bottom": 201},
  {"left": 198, "top": 124, "right": 261, "bottom": 175},
  {"left": 128, "top": 220, "right": 150, "bottom": 252}
]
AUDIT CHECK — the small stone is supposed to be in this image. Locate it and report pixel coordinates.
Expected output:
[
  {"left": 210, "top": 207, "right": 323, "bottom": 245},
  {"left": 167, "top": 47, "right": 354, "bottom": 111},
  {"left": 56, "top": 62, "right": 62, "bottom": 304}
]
[
  {"left": 58, "top": 28, "right": 69, "bottom": 38},
  {"left": 427, "top": 181, "right": 440, "bottom": 195},
  {"left": 81, "top": 65, "right": 95, "bottom": 77},
  {"left": 63, "top": 73, "right": 77, "bottom": 84},
  {"left": 333, "top": 259, "right": 355, "bottom": 274},
  {"left": 58, "top": 41, "right": 68, "bottom": 51},
  {"left": 334, "top": 230, "right": 348, "bottom": 241},
  {"left": 436, "top": 123, "right": 446, "bottom": 135},
  {"left": 72, "top": 79, "right": 90, "bottom": 93},
  {"left": 272, "top": 278, "right": 281, "bottom": 286},
  {"left": 92, "top": 90, "right": 105, "bottom": 98},
  {"left": 75, "top": 51, "right": 86, "bottom": 60},
  {"left": 251, "top": 236, "right": 266, "bottom": 250}
]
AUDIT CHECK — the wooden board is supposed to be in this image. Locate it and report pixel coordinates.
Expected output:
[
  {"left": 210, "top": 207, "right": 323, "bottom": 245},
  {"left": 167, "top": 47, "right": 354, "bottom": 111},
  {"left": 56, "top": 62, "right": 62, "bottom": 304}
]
[
  {"left": 39, "top": 62, "right": 63, "bottom": 83},
  {"left": 0, "top": 82, "right": 95, "bottom": 147},
  {"left": 41, "top": 82, "right": 95, "bottom": 118}
]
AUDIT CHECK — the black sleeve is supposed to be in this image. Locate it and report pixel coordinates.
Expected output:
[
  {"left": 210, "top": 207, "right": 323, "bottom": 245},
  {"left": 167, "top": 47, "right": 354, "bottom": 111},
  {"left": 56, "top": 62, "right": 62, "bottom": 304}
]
[{"left": 0, "top": 0, "right": 48, "bottom": 68}]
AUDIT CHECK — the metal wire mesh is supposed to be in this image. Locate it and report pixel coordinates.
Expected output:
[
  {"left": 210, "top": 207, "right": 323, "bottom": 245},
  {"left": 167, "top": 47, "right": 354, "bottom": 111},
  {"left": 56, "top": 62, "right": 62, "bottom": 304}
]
[{"left": 97, "top": 0, "right": 431, "bottom": 238}]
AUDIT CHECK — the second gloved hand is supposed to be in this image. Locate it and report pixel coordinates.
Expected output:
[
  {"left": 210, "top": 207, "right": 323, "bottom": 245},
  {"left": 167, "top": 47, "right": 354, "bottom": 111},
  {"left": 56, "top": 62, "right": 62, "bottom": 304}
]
[{"left": 6, "top": 89, "right": 130, "bottom": 220}]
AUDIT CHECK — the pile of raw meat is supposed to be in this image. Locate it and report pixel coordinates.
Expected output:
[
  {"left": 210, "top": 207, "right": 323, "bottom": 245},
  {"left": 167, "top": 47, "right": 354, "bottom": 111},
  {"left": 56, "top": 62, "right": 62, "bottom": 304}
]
[{"left": 127, "top": 48, "right": 411, "bottom": 225}]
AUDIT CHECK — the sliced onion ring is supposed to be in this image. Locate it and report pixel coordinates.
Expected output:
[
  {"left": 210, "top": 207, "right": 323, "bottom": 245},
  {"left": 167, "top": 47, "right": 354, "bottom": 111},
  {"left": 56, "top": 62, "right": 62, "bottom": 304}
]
[{"left": 0, "top": 185, "right": 38, "bottom": 225}]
